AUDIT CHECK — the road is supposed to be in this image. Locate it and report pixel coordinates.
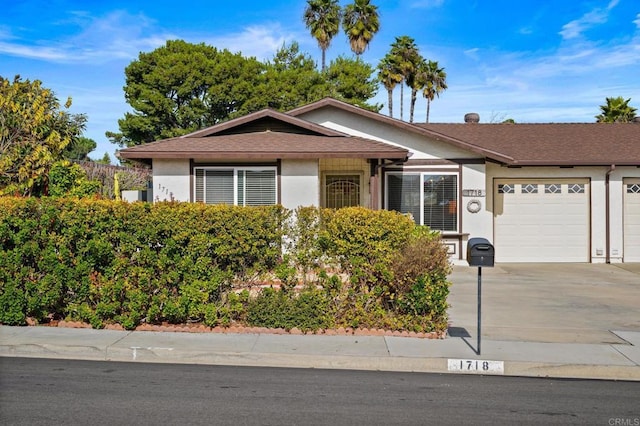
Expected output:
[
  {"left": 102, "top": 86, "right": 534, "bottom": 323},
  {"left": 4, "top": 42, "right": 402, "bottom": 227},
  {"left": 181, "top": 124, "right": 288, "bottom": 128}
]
[{"left": 1, "top": 357, "right": 638, "bottom": 425}]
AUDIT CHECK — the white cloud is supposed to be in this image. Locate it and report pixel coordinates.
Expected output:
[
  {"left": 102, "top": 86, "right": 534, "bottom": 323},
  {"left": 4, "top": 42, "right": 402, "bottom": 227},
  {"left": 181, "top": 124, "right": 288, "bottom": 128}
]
[
  {"left": 634, "top": 13, "right": 640, "bottom": 29},
  {"left": 201, "top": 24, "right": 298, "bottom": 60},
  {"left": 0, "top": 10, "right": 174, "bottom": 63},
  {"left": 559, "top": 0, "right": 619, "bottom": 40}
]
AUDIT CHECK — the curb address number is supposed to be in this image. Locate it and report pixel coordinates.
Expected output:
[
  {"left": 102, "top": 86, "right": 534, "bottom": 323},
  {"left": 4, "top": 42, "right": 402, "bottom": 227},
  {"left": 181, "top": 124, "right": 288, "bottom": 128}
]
[{"left": 448, "top": 359, "right": 504, "bottom": 374}]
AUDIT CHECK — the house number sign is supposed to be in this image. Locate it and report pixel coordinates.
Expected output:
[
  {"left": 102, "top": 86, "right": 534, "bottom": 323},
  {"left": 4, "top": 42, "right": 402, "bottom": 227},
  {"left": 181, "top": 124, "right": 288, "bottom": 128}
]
[
  {"left": 462, "top": 189, "right": 486, "bottom": 197},
  {"left": 447, "top": 359, "right": 504, "bottom": 374}
]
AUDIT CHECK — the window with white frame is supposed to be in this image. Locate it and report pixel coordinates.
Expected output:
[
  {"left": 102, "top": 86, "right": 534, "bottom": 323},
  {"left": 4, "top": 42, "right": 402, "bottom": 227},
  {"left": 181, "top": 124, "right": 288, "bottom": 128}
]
[
  {"left": 386, "top": 172, "right": 458, "bottom": 232},
  {"left": 194, "top": 167, "right": 277, "bottom": 206}
]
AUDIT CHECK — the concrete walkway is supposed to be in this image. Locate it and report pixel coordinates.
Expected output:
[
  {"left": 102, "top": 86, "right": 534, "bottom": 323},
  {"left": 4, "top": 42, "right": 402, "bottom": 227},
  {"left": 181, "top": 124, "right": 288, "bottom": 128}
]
[
  {"left": 1, "top": 326, "right": 639, "bottom": 381},
  {"left": 2, "top": 264, "right": 639, "bottom": 381}
]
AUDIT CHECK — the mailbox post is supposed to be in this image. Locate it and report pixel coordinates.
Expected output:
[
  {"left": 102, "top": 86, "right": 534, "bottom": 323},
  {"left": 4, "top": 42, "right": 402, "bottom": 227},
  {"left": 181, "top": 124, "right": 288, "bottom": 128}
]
[{"left": 466, "top": 238, "right": 495, "bottom": 355}]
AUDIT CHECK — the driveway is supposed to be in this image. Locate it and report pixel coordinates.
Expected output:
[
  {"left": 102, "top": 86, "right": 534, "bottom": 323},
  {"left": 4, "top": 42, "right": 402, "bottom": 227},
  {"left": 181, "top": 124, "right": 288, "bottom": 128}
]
[{"left": 447, "top": 263, "right": 640, "bottom": 344}]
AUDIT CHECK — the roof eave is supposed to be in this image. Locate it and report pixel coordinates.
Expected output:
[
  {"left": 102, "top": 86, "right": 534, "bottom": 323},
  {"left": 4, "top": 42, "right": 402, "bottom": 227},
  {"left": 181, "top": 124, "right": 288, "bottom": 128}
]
[{"left": 117, "top": 151, "right": 408, "bottom": 160}]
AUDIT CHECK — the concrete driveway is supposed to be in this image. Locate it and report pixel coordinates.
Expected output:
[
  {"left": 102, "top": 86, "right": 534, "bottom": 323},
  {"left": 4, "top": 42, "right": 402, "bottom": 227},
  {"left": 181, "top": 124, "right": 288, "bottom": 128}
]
[{"left": 447, "top": 263, "right": 640, "bottom": 344}]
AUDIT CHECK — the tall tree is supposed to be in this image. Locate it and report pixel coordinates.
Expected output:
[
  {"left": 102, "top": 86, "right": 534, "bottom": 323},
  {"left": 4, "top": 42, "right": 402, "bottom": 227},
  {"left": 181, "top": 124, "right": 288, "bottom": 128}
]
[
  {"left": 107, "top": 40, "right": 264, "bottom": 147},
  {"left": 0, "top": 76, "right": 86, "bottom": 196},
  {"left": 377, "top": 54, "right": 402, "bottom": 118},
  {"left": 420, "top": 60, "right": 447, "bottom": 123},
  {"left": 325, "top": 55, "right": 380, "bottom": 110},
  {"left": 595, "top": 97, "right": 637, "bottom": 123},
  {"left": 247, "top": 42, "right": 330, "bottom": 111},
  {"left": 388, "top": 36, "right": 420, "bottom": 121},
  {"left": 342, "top": 0, "right": 380, "bottom": 56},
  {"left": 62, "top": 136, "right": 96, "bottom": 161},
  {"left": 303, "top": 0, "right": 341, "bottom": 71}
]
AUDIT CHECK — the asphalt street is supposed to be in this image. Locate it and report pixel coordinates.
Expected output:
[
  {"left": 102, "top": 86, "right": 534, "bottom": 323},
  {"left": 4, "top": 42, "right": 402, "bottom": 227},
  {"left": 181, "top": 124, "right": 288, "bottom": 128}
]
[{"left": 1, "top": 357, "right": 639, "bottom": 426}]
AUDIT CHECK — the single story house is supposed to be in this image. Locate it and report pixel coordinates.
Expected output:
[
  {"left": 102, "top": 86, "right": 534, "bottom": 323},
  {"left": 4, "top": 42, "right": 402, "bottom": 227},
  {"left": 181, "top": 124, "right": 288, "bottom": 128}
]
[{"left": 119, "top": 97, "right": 640, "bottom": 264}]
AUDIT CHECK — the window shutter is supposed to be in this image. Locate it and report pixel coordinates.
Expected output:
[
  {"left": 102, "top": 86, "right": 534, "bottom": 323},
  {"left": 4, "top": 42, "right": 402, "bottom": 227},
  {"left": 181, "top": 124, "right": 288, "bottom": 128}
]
[
  {"left": 243, "top": 170, "right": 276, "bottom": 206},
  {"left": 423, "top": 175, "right": 457, "bottom": 231},
  {"left": 205, "top": 170, "right": 234, "bottom": 204}
]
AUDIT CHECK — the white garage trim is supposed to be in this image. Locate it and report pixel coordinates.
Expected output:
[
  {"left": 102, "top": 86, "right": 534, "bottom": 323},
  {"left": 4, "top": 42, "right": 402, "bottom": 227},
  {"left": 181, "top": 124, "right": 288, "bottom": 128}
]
[
  {"left": 493, "top": 179, "right": 590, "bottom": 263},
  {"left": 624, "top": 178, "right": 640, "bottom": 262}
]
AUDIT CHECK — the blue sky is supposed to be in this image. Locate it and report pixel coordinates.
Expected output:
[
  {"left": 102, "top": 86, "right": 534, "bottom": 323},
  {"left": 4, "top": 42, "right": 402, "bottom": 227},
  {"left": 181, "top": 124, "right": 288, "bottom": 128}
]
[{"left": 2, "top": 0, "right": 639, "bottom": 160}]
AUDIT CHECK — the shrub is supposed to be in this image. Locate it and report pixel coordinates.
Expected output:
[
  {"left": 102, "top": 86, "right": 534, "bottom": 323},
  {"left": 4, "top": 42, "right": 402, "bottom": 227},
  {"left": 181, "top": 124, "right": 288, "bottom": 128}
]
[
  {"left": 247, "top": 285, "right": 332, "bottom": 332},
  {"left": 322, "top": 207, "right": 415, "bottom": 290},
  {"left": 0, "top": 197, "right": 452, "bottom": 332}
]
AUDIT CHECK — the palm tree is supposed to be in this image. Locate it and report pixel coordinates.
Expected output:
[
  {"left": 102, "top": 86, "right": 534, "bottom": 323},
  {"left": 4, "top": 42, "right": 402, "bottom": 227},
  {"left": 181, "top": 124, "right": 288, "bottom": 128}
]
[
  {"left": 407, "top": 57, "right": 427, "bottom": 123},
  {"left": 595, "top": 97, "right": 637, "bottom": 123},
  {"left": 421, "top": 60, "right": 447, "bottom": 123},
  {"left": 303, "top": 0, "right": 342, "bottom": 71},
  {"left": 377, "top": 55, "right": 402, "bottom": 118},
  {"left": 342, "top": 0, "right": 380, "bottom": 56},
  {"left": 389, "top": 36, "right": 420, "bottom": 121}
]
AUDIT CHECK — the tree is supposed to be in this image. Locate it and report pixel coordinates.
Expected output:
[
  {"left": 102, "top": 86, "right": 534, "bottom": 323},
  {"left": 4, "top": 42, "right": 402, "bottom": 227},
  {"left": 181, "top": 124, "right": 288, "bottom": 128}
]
[
  {"left": 419, "top": 60, "right": 447, "bottom": 123},
  {"left": 97, "top": 152, "right": 112, "bottom": 165},
  {"left": 377, "top": 54, "right": 403, "bottom": 118},
  {"left": 324, "top": 55, "right": 380, "bottom": 110},
  {"left": 62, "top": 136, "right": 96, "bottom": 161},
  {"left": 388, "top": 36, "right": 421, "bottom": 121},
  {"left": 108, "top": 40, "right": 264, "bottom": 147},
  {"left": 342, "top": 0, "right": 380, "bottom": 56},
  {"left": 0, "top": 75, "right": 86, "bottom": 196},
  {"left": 303, "top": 0, "right": 342, "bottom": 71},
  {"left": 246, "top": 42, "right": 330, "bottom": 112},
  {"left": 595, "top": 97, "right": 637, "bottom": 123}
]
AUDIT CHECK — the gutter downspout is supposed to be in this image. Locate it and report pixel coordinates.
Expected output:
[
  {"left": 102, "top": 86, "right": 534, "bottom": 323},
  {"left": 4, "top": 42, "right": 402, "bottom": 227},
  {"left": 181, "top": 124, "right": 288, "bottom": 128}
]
[{"left": 605, "top": 164, "right": 615, "bottom": 264}]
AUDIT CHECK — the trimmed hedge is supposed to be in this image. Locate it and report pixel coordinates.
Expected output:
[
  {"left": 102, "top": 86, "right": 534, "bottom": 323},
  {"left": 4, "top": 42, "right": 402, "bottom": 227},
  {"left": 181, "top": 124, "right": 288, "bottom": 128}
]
[{"left": 0, "top": 199, "right": 451, "bottom": 332}]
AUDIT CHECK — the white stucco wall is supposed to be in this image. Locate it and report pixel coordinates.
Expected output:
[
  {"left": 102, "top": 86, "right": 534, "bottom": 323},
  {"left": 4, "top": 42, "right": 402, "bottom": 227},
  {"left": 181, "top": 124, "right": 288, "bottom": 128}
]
[
  {"left": 461, "top": 163, "right": 493, "bottom": 241},
  {"left": 152, "top": 159, "right": 191, "bottom": 202},
  {"left": 299, "top": 109, "right": 478, "bottom": 160},
  {"left": 280, "top": 159, "right": 319, "bottom": 209}
]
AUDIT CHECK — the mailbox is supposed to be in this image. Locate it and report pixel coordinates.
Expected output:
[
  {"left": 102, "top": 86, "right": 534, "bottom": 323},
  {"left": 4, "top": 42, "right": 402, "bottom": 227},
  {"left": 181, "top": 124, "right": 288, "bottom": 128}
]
[{"left": 467, "top": 237, "right": 494, "bottom": 267}]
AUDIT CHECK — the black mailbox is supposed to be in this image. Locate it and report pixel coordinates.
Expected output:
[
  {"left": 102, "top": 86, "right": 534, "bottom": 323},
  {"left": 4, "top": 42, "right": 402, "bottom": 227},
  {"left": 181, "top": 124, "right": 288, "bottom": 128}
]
[{"left": 467, "top": 237, "right": 494, "bottom": 267}]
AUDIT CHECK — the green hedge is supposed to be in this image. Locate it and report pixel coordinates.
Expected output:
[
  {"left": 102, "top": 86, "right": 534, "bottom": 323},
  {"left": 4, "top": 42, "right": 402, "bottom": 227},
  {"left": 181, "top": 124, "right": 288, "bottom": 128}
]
[{"left": 0, "top": 199, "right": 451, "bottom": 332}]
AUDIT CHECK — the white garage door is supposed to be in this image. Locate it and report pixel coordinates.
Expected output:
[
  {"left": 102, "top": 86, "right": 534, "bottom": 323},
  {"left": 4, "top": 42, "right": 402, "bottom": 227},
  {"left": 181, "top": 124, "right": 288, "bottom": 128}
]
[
  {"left": 494, "top": 179, "right": 590, "bottom": 262},
  {"left": 624, "top": 178, "right": 640, "bottom": 262}
]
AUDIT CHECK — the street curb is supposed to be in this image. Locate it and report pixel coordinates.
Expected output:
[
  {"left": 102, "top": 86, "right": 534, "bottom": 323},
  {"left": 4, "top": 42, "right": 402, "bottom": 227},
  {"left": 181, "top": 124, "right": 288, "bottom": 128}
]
[{"left": 2, "top": 343, "right": 639, "bottom": 381}]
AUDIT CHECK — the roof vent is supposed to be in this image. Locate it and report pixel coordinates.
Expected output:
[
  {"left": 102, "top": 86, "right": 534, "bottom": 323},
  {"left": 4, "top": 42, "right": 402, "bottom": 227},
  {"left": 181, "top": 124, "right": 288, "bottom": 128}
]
[{"left": 464, "top": 113, "right": 480, "bottom": 123}]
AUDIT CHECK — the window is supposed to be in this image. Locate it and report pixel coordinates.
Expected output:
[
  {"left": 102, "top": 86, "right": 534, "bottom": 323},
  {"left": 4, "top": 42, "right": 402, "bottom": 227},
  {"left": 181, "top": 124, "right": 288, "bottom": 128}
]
[
  {"left": 194, "top": 167, "right": 277, "bottom": 206},
  {"left": 325, "top": 174, "right": 361, "bottom": 209},
  {"left": 386, "top": 173, "right": 458, "bottom": 232}
]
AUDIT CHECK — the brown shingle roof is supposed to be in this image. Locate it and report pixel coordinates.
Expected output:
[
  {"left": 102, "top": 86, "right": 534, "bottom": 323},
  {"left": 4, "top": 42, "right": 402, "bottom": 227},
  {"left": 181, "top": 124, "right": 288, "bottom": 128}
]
[
  {"left": 118, "top": 131, "right": 409, "bottom": 160},
  {"left": 415, "top": 123, "right": 640, "bottom": 165}
]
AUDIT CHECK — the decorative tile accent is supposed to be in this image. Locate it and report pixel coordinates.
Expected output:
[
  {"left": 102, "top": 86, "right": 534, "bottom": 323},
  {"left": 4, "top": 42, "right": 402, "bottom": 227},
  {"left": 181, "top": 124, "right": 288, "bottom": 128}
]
[
  {"left": 522, "top": 183, "right": 538, "bottom": 194},
  {"left": 545, "top": 184, "right": 561, "bottom": 194},
  {"left": 568, "top": 183, "right": 585, "bottom": 194},
  {"left": 498, "top": 184, "right": 514, "bottom": 194},
  {"left": 627, "top": 184, "right": 640, "bottom": 194}
]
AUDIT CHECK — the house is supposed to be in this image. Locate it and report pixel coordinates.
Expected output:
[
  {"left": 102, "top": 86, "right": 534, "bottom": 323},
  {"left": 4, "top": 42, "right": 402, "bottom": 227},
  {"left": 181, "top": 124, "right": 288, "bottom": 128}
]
[{"left": 119, "top": 98, "right": 640, "bottom": 264}]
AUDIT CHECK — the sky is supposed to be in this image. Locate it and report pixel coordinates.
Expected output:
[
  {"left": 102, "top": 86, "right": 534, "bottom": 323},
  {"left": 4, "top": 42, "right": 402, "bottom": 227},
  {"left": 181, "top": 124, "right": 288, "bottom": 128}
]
[{"left": 1, "top": 0, "right": 639, "bottom": 161}]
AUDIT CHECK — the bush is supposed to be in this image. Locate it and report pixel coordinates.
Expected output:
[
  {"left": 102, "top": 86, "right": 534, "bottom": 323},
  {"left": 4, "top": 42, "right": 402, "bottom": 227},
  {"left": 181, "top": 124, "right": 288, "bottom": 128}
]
[
  {"left": 0, "top": 197, "right": 452, "bottom": 332},
  {"left": 247, "top": 286, "right": 332, "bottom": 332},
  {"left": 322, "top": 207, "right": 415, "bottom": 289}
]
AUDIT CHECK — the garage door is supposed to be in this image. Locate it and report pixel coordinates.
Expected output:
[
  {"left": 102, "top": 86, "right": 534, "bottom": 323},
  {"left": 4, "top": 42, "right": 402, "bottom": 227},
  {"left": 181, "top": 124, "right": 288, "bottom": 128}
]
[
  {"left": 493, "top": 179, "right": 590, "bottom": 262},
  {"left": 624, "top": 178, "right": 640, "bottom": 262}
]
